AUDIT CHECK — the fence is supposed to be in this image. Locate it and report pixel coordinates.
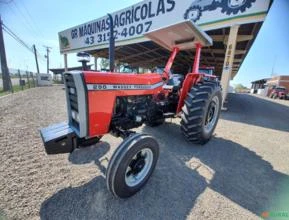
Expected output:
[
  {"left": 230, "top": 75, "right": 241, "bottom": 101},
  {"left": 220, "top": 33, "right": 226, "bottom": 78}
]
[{"left": 0, "top": 69, "right": 37, "bottom": 93}]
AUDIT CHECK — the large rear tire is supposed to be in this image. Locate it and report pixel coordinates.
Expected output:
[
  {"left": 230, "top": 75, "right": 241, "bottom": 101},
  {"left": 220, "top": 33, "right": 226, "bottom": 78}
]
[
  {"left": 106, "top": 133, "right": 159, "bottom": 198},
  {"left": 181, "top": 81, "right": 222, "bottom": 145}
]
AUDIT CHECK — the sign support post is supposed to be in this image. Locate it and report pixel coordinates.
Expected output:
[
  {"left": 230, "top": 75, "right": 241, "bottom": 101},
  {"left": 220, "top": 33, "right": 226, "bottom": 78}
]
[
  {"left": 64, "top": 54, "right": 68, "bottom": 72},
  {"left": 221, "top": 24, "right": 239, "bottom": 107}
]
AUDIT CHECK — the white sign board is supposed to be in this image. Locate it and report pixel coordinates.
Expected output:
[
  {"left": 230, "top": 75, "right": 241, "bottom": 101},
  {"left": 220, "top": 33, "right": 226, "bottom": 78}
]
[
  {"left": 59, "top": 0, "right": 271, "bottom": 54},
  {"left": 37, "top": 74, "right": 52, "bottom": 86}
]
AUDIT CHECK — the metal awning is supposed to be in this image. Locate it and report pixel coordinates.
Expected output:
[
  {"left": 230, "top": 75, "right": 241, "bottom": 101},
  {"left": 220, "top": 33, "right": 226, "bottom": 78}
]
[
  {"left": 89, "top": 22, "right": 263, "bottom": 77},
  {"left": 145, "top": 21, "right": 212, "bottom": 51}
]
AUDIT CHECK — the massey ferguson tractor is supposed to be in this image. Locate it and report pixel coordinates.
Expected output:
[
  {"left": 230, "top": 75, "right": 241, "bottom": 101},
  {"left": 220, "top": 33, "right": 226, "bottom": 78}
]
[{"left": 40, "top": 20, "right": 222, "bottom": 198}]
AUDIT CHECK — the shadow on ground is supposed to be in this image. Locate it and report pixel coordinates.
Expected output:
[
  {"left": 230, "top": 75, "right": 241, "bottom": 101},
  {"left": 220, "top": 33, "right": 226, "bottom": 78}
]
[
  {"left": 221, "top": 93, "right": 289, "bottom": 132},
  {"left": 68, "top": 142, "right": 110, "bottom": 174},
  {"left": 40, "top": 123, "right": 289, "bottom": 220}
]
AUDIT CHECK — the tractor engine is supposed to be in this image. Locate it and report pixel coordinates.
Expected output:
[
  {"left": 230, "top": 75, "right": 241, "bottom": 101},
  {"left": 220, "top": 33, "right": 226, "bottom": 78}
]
[
  {"left": 111, "top": 93, "right": 173, "bottom": 132},
  {"left": 111, "top": 96, "right": 151, "bottom": 130}
]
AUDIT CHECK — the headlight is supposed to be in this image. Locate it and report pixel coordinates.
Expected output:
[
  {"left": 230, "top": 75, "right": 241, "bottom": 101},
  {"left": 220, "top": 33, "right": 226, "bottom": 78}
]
[
  {"left": 69, "top": 88, "right": 76, "bottom": 95},
  {"left": 71, "top": 110, "right": 79, "bottom": 122}
]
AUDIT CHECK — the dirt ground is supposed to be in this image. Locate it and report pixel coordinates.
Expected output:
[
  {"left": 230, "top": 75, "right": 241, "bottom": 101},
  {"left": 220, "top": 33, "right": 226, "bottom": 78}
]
[{"left": 0, "top": 86, "right": 289, "bottom": 220}]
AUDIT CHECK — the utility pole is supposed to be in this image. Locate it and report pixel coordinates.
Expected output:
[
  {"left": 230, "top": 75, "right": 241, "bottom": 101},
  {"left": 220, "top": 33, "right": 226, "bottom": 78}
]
[
  {"left": 0, "top": 16, "right": 12, "bottom": 92},
  {"left": 43, "top": 45, "right": 52, "bottom": 73},
  {"left": 271, "top": 55, "right": 277, "bottom": 77},
  {"left": 33, "top": 44, "right": 40, "bottom": 74}
]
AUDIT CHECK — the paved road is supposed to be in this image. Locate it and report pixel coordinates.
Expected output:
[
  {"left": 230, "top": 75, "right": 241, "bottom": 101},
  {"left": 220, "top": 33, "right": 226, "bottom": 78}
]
[
  {"left": 0, "top": 88, "right": 288, "bottom": 220},
  {"left": 223, "top": 93, "right": 289, "bottom": 133}
]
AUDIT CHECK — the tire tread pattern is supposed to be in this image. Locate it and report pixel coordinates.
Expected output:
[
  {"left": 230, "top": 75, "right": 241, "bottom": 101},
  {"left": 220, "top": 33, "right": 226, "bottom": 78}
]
[{"left": 180, "top": 81, "right": 221, "bottom": 144}]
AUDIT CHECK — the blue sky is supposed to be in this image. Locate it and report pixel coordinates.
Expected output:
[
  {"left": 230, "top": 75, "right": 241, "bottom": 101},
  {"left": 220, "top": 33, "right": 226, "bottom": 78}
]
[
  {"left": 232, "top": 0, "right": 289, "bottom": 87},
  {"left": 0, "top": 0, "right": 139, "bottom": 72},
  {"left": 0, "top": 0, "right": 288, "bottom": 87}
]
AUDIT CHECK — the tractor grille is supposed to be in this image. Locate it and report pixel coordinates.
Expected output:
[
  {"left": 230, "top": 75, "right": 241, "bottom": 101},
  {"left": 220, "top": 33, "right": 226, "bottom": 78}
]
[{"left": 65, "top": 74, "right": 80, "bottom": 131}]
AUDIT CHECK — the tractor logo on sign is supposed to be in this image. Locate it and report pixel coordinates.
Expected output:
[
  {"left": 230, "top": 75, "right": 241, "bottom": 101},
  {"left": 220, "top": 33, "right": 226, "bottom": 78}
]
[
  {"left": 184, "top": 0, "right": 256, "bottom": 22},
  {"left": 60, "top": 35, "right": 70, "bottom": 49}
]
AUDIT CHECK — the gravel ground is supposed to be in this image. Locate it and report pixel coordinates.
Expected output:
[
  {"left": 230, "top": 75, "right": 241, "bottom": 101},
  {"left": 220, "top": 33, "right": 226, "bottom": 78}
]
[{"left": 0, "top": 87, "right": 289, "bottom": 220}]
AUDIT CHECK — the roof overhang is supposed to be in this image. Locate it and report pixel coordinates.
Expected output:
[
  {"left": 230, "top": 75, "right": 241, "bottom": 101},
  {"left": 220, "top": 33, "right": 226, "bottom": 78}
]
[
  {"left": 145, "top": 21, "right": 212, "bottom": 51},
  {"left": 91, "top": 22, "right": 266, "bottom": 77}
]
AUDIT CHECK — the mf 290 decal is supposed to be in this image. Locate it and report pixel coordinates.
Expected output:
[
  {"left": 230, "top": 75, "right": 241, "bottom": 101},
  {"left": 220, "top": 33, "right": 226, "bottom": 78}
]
[{"left": 87, "top": 82, "right": 164, "bottom": 91}]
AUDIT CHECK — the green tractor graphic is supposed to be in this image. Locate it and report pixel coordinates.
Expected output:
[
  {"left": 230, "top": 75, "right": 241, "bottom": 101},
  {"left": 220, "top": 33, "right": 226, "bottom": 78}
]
[
  {"left": 60, "top": 35, "right": 70, "bottom": 49},
  {"left": 184, "top": 0, "right": 256, "bottom": 22}
]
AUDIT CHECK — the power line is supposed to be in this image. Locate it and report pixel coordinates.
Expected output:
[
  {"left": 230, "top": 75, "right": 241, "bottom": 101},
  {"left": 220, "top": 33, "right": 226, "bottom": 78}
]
[
  {"left": 7, "top": 4, "right": 39, "bottom": 42},
  {"left": 6, "top": 1, "right": 47, "bottom": 61},
  {"left": 4, "top": 0, "right": 45, "bottom": 47},
  {"left": 19, "top": 0, "right": 45, "bottom": 39},
  {"left": 3, "top": 27, "right": 33, "bottom": 53},
  {"left": 2, "top": 22, "right": 46, "bottom": 63},
  {"left": 2, "top": 23, "right": 34, "bottom": 53},
  {"left": 9, "top": 0, "right": 43, "bottom": 41}
]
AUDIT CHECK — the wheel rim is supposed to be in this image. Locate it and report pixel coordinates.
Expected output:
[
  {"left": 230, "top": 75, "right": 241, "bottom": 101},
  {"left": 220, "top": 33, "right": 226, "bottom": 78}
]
[
  {"left": 228, "top": 0, "right": 246, "bottom": 8},
  {"left": 189, "top": 10, "right": 199, "bottom": 19},
  {"left": 125, "top": 148, "right": 153, "bottom": 187},
  {"left": 204, "top": 96, "right": 220, "bottom": 134}
]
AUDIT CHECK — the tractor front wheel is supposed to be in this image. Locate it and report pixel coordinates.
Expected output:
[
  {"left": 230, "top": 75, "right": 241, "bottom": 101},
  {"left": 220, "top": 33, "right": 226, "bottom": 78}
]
[
  {"left": 181, "top": 81, "right": 222, "bottom": 145},
  {"left": 106, "top": 133, "right": 159, "bottom": 198}
]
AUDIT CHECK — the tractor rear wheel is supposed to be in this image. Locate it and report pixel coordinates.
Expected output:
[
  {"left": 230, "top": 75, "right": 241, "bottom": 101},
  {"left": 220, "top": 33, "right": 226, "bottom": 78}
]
[
  {"left": 106, "top": 133, "right": 159, "bottom": 198},
  {"left": 180, "top": 81, "right": 222, "bottom": 145}
]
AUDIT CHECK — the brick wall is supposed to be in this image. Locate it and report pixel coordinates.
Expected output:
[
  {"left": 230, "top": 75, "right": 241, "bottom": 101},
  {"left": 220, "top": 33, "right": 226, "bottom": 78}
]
[
  {"left": 266, "top": 75, "right": 289, "bottom": 94},
  {"left": 279, "top": 76, "right": 289, "bottom": 91}
]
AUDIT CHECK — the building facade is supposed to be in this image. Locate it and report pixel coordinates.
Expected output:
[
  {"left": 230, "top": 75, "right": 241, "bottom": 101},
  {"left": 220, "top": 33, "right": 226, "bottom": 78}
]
[{"left": 267, "top": 75, "right": 289, "bottom": 91}]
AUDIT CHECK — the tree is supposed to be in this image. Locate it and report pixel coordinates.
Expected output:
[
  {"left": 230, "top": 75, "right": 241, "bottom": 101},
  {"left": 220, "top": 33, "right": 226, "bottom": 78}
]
[{"left": 234, "top": 83, "right": 249, "bottom": 93}]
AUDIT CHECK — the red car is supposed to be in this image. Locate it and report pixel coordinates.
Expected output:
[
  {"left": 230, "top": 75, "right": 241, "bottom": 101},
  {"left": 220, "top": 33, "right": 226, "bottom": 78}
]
[{"left": 269, "top": 87, "right": 288, "bottom": 100}]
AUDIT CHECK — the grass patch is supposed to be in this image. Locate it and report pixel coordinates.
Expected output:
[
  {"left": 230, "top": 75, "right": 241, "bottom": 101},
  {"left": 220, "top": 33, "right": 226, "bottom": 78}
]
[
  {"left": 0, "top": 81, "right": 36, "bottom": 97},
  {"left": 0, "top": 90, "right": 9, "bottom": 97},
  {"left": 53, "top": 80, "right": 64, "bottom": 84}
]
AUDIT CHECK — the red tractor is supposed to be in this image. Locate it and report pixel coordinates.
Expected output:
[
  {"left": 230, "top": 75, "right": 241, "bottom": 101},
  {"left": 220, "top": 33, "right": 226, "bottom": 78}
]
[{"left": 40, "top": 20, "right": 222, "bottom": 198}]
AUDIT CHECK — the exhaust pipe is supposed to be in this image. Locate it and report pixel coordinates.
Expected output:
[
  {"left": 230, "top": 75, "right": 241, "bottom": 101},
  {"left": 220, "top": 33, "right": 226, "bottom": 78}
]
[{"left": 107, "top": 13, "right": 115, "bottom": 72}]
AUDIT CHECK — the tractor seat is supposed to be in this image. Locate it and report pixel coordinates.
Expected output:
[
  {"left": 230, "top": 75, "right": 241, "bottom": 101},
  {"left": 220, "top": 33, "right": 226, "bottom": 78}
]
[{"left": 163, "top": 74, "right": 184, "bottom": 91}]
